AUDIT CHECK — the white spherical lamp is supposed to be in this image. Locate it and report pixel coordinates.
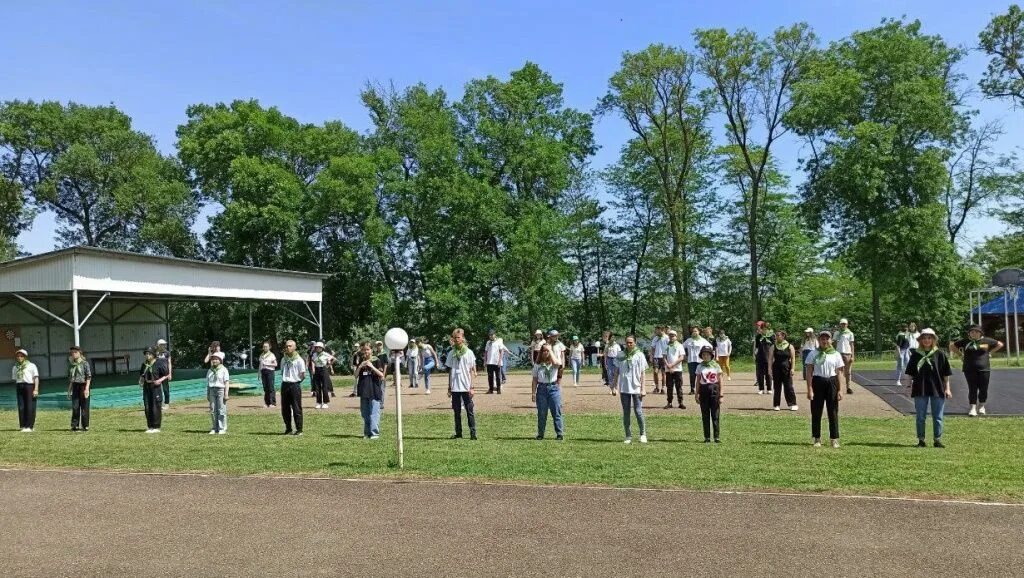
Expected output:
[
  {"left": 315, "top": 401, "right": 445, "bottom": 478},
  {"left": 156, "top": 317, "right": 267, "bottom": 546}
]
[{"left": 384, "top": 327, "right": 409, "bottom": 351}]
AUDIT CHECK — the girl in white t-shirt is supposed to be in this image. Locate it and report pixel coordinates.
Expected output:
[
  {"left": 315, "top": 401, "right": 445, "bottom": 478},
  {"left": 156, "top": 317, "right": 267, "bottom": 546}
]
[
  {"left": 715, "top": 331, "right": 733, "bottom": 380},
  {"left": 568, "top": 337, "right": 585, "bottom": 387},
  {"left": 207, "top": 352, "right": 230, "bottom": 434}
]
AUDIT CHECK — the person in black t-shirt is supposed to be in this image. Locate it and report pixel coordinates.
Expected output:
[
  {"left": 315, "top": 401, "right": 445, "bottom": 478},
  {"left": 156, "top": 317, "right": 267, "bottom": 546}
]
[
  {"left": 949, "top": 325, "right": 1004, "bottom": 416},
  {"left": 906, "top": 328, "right": 952, "bottom": 448},
  {"left": 753, "top": 321, "right": 774, "bottom": 394},
  {"left": 354, "top": 342, "right": 387, "bottom": 439},
  {"left": 139, "top": 349, "right": 170, "bottom": 433}
]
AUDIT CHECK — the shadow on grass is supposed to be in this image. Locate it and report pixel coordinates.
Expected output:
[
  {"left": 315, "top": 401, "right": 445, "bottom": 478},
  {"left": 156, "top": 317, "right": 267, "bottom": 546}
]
[
  {"left": 753, "top": 440, "right": 811, "bottom": 447},
  {"left": 845, "top": 441, "right": 913, "bottom": 448},
  {"left": 324, "top": 434, "right": 365, "bottom": 439},
  {"left": 733, "top": 407, "right": 779, "bottom": 412},
  {"left": 404, "top": 435, "right": 459, "bottom": 441},
  {"left": 249, "top": 431, "right": 295, "bottom": 436}
]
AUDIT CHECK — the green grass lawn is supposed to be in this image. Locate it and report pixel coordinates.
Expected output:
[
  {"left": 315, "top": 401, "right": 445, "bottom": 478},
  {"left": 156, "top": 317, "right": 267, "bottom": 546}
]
[{"left": 1, "top": 409, "right": 1021, "bottom": 502}]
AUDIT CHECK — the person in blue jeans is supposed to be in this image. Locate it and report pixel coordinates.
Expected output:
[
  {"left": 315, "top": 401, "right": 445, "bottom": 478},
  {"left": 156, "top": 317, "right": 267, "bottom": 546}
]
[
  {"left": 531, "top": 345, "right": 564, "bottom": 440},
  {"left": 568, "top": 336, "right": 585, "bottom": 387},
  {"left": 613, "top": 335, "right": 649, "bottom": 444},
  {"left": 905, "top": 328, "right": 952, "bottom": 448},
  {"left": 355, "top": 343, "right": 387, "bottom": 439},
  {"left": 420, "top": 338, "right": 436, "bottom": 394}
]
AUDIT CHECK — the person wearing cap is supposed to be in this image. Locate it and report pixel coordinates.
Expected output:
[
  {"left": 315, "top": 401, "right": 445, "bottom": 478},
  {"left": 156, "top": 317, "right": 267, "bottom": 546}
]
[
  {"left": 139, "top": 348, "right": 170, "bottom": 433},
  {"left": 768, "top": 330, "right": 798, "bottom": 411},
  {"left": 604, "top": 334, "right": 621, "bottom": 394},
  {"left": 834, "top": 319, "right": 856, "bottom": 394},
  {"left": 11, "top": 349, "right": 40, "bottom": 432},
  {"left": 950, "top": 326, "right": 1003, "bottom": 417},
  {"left": 530, "top": 330, "right": 546, "bottom": 365},
  {"left": 800, "top": 329, "right": 817, "bottom": 369},
  {"left": 531, "top": 344, "right": 564, "bottom": 440},
  {"left": 484, "top": 329, "right": 511, "bottom": 394},
  {"left": 67, "top": 346, "right": 92, "bottom": 431},
  {"left": 258, "top": 341, "right": 278, "bottom": 408},
  {"left": 546, "top": 330, "right": 567, "bottom": 385},
  {"left": 206, "top": 351, "right": 230, "bottom": 434},
  {"left": 649, "top": 326, "right": 669, "bottom": 395},
  {"left": 804, "top": 331, "right": 844, "bottom": 448},
  {"left": 407, "top": 339, "right": 420, "bottom": 389},
  {"left": 753, "top": 322, "right": 774, "bottom": 395},
  {"left": 355, "top": 342, "right": 387, "bottom": 439},
  {"left": 682, "top": 326, "right": 712, "bottom": 395},
  {"left": 155, "top": 338, "right": 173, "bottom": 409},
  {"left": 309, "top": 342, "right": 335, "bottom": 409},
  {"left": 906, "top": 328, "right": 952, "bottom": 447},
  {"left": 716, "top": 329, "right": 733, "bottom": 381},
  {"left": 568, "top": 336, "right": 585, "bottom": 387},
  {"left": 279, "top": 339, "right": 308, "bottom": 435},
  {"left": 614, "top": 335, "right": 648, "bottom": 444},
  {"left": 663, "top": 330, "right": 687, "bottom": 409},
  {"left": 695, "top": 346, "right": 724, "bottom": 443},
  {"left": 446, "top": 328, "right": 478, "bottom": 440}
]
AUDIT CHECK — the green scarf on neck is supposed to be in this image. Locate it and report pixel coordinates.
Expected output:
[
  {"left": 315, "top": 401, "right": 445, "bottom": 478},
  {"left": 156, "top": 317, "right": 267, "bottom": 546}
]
[
  {"left": 775, "top": 340, "right": 790, "bottom": 351},
  {"left": 453, "top": 343, "right": 468, "bottom": 357},
  {"left": 16, "top": 359, "right": 29, "bottom": 381},
  {"left": 814, "top": 346, "right": 837, "bottom": 364},
  {"left": 68, "top": 358, "right": 87, "bottom": 380},
  {"left": 966, "top": 339, "right": 983, "bottom": 350},
  {"left": 916, "top": 347, "right": 939, "bottom": 369},
  {"left": 142, "top": 359, "right": 155, "bottom": 378},
  {"left": 701, "top": 359, "right": 721, "bottom": 370}
]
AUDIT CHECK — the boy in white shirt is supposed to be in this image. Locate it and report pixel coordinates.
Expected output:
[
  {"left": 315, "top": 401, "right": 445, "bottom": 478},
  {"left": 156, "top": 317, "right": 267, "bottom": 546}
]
[
  {"left": 663, "top": 330, "right": 687, "bottom": 409},
  {"left": 279, "top": 340, "right": 308, "bottom": 436},
  {"left": 258, "top": 341, "right": 278, "bottom": 408},
  {"left": 649, "top": 326, "right": 668, "bottom": 394},
  {"left": 207, "top": 351, "right": 230, "bottom": 434},
  {"left": 484, "top": 329, "right": 511, "bottom": 394},
  {"left": 446, "top": 328, "right": 478, "bottom": 440}
]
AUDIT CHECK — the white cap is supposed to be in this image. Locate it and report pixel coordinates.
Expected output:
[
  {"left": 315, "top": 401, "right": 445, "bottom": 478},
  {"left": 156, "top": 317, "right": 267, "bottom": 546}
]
[
  {"left": 840, "top": 318, "right": 849, "bottom": 324},
  {"left": 156, "top": 339, "right": 167, "bottom": 345},
  {"left": 15, "top": 349, "right": 27, "bottom": 356},
  {"left": 919, "top": 328, "right": 937, "bottom": 337},
  {"left": 547, "top": 329, "right": 559, "bottom": 337},
  {"left": 534, "top": 329, "right": 543, "bottom": 335},
  {"left": 314, "top": 341, "right": 325, "bottom": 348},
  {"left": 211, "top": 351, "right": 226, "bottom": 360},
  {"left": 804, "top": 328, "right": 814, "bottom": 333},
  {"left": 667, "top": 330, "right": 678, "bottom": 336}
]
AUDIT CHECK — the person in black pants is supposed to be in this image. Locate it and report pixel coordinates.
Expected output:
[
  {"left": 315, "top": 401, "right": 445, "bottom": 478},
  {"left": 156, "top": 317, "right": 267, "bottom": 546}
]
[
  {"left": 156, "top": 339, "right": 172, "bottom": 409},
  {"left": 753, "top": 322, "right": 774, "bottom": 394},
  {"left": 68, "top": 346, "right": 92, "bottom": 431},
  {"left": 446, "top": 329, "right": 478, "bottom": 439},
  {"left": 139, "top": 348, "right": 169, "bottom": 433},
  {"left": 950, "top": 326, "right": 1003, "bottom": 417},
  {"left": 279, "top": 339, "right": 308, "bottom": 435},
  {"left": 258, "top": 341, "right": 278, "bottom": 408},
  {"left": 804, "top": 331, "right": 844, "bottom": 448},
  {"left": 768, "top": 330, "right": 798, "bottom": 411},
  {"left": 695, "top": 347, "right": 723, "bottom": 442},
  {"left": 11, "top": 349, "right": 40, "bottom": 432}
]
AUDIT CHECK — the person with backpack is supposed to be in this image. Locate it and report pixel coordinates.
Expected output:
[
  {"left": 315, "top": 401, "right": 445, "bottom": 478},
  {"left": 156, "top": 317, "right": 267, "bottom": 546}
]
[
  {"left": 68, "top": 346, "right": 92, "bottom": 431},
  {"left": 768, "top": 330, "right": 798, "bottom": 412},
  {"left": 949, "top": 325, "right": 1003, "bottom": 417},
  {"left": 906, "top": 328, "right": 953, "bottom": 447},
  {"left": 694, "top": 346, "right": 724, "bottom": 443}
]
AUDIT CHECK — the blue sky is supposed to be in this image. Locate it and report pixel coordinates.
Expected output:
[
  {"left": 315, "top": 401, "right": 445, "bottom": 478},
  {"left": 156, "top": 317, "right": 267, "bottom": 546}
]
[{"left": 3, "top": 0, "right": 1013, "bottom": 255}]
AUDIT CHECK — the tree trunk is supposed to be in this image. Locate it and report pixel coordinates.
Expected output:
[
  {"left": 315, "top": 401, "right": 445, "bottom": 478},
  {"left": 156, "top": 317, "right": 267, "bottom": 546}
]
[
  {"left": 666, "top": 208, "right": 688, "bottom": 330},
  {"left": 595, "top": 248, "right": 608, "bottom": 332},
  {"left": 871, "top": 279, "right": 882, "bottom": 353},
  {"left": 748, "top": 187, "right": 761, "bottom": 330}
]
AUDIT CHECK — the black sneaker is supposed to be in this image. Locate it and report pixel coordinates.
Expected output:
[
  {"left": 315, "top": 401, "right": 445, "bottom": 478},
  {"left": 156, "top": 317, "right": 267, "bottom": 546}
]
[
  {"left": 71, "top": 427, "right": 79, "bottom": 432},
  {"left": 704, "top": 438, "right": 711, "bottom": 443},
  {"left": 714, "top": 438, "right": 721, "bottom": 444},
  {"left": 470, "top": 434, "right": 478, "bottom": 440},
  {"left": 82, "top": 427, "right": 89, "bottom": 432},
  {"left": 292, "top": 431, "right": 303, "bottom": 436},
  {"left": 846, "top": 387, "right": 853, "bottom": 394},
  {"left": 348, "top": 393, "right": 356, "bottom": 398},
  {"left": 917, "top": 440, "right": 927, "bottom": 448},
  {"left": 496, "top": 390, "right": 502, "bottom": 394},
  {"left": 283, "top": 430, "right": 293, "bottom": 435},
  {"left": 678, "top": 403, "right": 686, "bottom": 409},
  {"left": 934, "top": 440, "right": 945, "bottom": 448},
  {"left": 486, "top": 390, "right": 494, "bottom": 394},
  {"left": 663, "top": 403, "right": 672, "bottom": 409},
  {"left": 450, "top": 434, "right": 463, "bottom": 439},
  {"left": 535, "top": 435, "right": 544, "bottom": 440},
  {"left": 556, "top": 435, "right": 564, "bottom": 441}
]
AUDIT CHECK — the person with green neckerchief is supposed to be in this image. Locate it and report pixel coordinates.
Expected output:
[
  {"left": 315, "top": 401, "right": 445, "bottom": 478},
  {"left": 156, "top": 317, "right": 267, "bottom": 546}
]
[
  {"left": 768, "top": 330, "right": 798, "bottom": 411},
  {"left": 907, "top": 328, "right": 953, "bottom": 448},
  {"left": 834, "top": 318, "right": 856, "bottom": 394},
  {"left": 67, "top": 346, "right": 92, "bottom": 431},
  {"left": 11, "top": 349, "right": 40, "bottom": 432},
  {"left": 949, "top": 325, "right": 1003, "bottom": 416},
  {"left": 139, "top": 348, "right": 169, "bottom": 433},
  {"left": 804, "top": 330, "right": 844, "bottom": 448}
]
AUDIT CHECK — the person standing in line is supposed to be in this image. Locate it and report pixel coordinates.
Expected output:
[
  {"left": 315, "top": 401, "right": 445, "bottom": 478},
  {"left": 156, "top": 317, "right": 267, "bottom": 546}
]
[
  {"left": 446, "top": 328, "right": 478, "bottom": 440},
  {"left": 754, "top": 322, "right": 774, "bottom": 395},
  {"left": 546, "top": 330, "right": 567, "bottom": 385},
  {"left": 568, "top": 336, "right": 585, "bottom": 387},
  {"left": 614, "top": 335, "right": 648, "bottom": 444},
  {"left": 663, "top": 330, "right": 686, "bottom": 409},
  {"left": 279, "top": 340, "right": 307, "bottom": 436},
  {"left": 800, "top": 329, "right": 817, "bottom": 369},
  {"left": 604, "top": 334, "right": 621, "bottom": 395},
  {"left": 407, "top": 339, "right": 421, "bottom": 389},
  {"left": 206, "top": 351, "right": 230, "bottom": 434},
  {"left": 703, "top": 327, "right": 718, "bottom": 356},
  {"left": 834, "top": 318, "right": 856, "bottom": 395},
  {"left": 259, "top": 341, "right": 278, "bottom": 408},
  {"left": 68, "top": 346, "right": 92, "bottom": 431},
  {"left": 12, "top": 349, "right": 40, "bottom": 433},
  {"left": 530, "top": 330, "right": 546, "bottom": 365},
  {"left": 649, "top": 326, "right": 668, "bottom": 395},
  {"left": 894, "top": 323, "right": 913, "bottom": 386},
  {"left": 531, "top": 344, "right": 564, "bottom": 440},
  {"left": 695, "top": 346, "right": 724, "bottom": 443},
  {"left": 355, "top": 342, "right": 387, "bottom": 439},
  {"left": 682, "top": 326, "right": 712, "bottom": 395},
  {"left": 139, "top": 348, "right": 169, "bottom": 434},
  {"left": 768, "top": 330, "right": 798, "bottom": 411},
  {"left": 906, "top": 328, "right": 953, "bottom": 447},
  {"left": 804, "top": 331, "right": 844, "bottom": 448},
  {"left": 598, "top": 331, "right": 610, "bottom": 385},
  {"left": 310, "top": 342, "right": 335, "bottom": 409},
  {"left": 950, "top": 325, "right": 1003, "bottom": 417},
  {"left": 155, "top": 339, "right": 172, "bottom": 409},
  {"left": 716, "top": 329, "right": 733, "bottom": 381},
  {"left": 419, "top": 338, "right": 436, "bottom": 394},
  {"left": 484, "top": 329, "right": 510, "bottom": 394}
]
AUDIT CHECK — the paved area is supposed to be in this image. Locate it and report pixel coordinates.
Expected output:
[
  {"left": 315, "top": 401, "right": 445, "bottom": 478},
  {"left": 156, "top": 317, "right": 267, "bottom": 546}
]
[
  {"left": 0, "top": 468, "right": 1020, "bottom": 577},
  {"left": 172, "top": 371, "right": 900, "bottom": 418},
  {"left": 856, "top": 369, "right": 1024, "bottom": 416}
]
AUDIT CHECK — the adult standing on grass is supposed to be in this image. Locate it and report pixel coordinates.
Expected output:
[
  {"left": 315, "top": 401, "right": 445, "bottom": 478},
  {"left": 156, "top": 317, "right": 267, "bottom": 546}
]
[
  {"left": 894, "top": 323, "right": 913, "bottom": 386},
  {"left": 258, "top": 341, "right": 278, "bottom": 408},
  {"left": 695, "top": 346, "right": 723, "bottom": 443},
  {"left": 206, "top": 351, "right": 230, "bottom": 434},
  {"left": 649, "top": 326, "right": 668, "bottom": 395},
  {"left": 279, "top": 340, "right": 307, "bottom": 436},
  {"left": 768, "top": 330, "right": 798, "bottom": 412},
  {"left": 663, "top": 330, "right": 686, "bottom": 409},
  {"left": 800, "top": 328, "right": 816, "bottom": 367},
  {"left": 950, "top": 325, "right": 1003, "bottom": 417},
  {"left": 804, "top": 331, "right": 843, "bottom": 448},
  {"left": 12, "top": 349, "right": 39, "bottom": 433},
  {"left": 604, "top": 334, "right": 621, "bottom": 394},
  {"left": 614, "top": 335, "right": 648, "bottom": 444},
  {"left": 310, "top": 342, "right": 335, "bottom": 409},
  {"left": 484, "top": 329, "right": 510, "bottom": 394},
  {"left": 716, "top": 329, "right": 733, "bottom": 381},
  {"left": 139, "top": 348, "right": 169, "bottom": 434},
  {"left": 906, "top": 328, "right": 952, "bottom": 448},
  {"left": 682, "top": 326, "right": 712, "bottom": 395},
  {"left": 531, "top": 344, "right": 564, "bottom": 440},
  {"left": 407, "top": 339, "right": 420, "bottom": 390},
  {"left": 156, "top": 338, "right": 172, "bottom": 409},
  {"left": 68, "top": 346, "right": 92, "bottom": 432},
  {"left": 753, "top": 322, "right": 774, "bottom": 395},
  {"left": 834, "top": 319, "right": 856, "bottom": 394},
  {"left": 446, "top": 328, "right": 478, "bottom": 440},
  {"left": 419, "top": 338, "right": 436, "bottom": 394},
  {"left": 568, "top": 336, "right": 585, "bottom": 387},
  {"left": 355, "top": 342, "right": 387, "bottom": 439}
]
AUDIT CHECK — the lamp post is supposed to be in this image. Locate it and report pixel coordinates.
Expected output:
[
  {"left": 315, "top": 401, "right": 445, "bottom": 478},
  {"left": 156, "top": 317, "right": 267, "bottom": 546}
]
[{"left": 384, "top": 327, "right": 409, "bottom": 469}]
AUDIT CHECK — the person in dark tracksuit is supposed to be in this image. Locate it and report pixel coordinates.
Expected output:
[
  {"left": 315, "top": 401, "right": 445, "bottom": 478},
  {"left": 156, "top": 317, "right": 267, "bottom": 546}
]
[
  {"left": 68, "top": 346, "right": 92, "bottom": 431},
  {"left": 804, "top": 331, "right": 844, "bottom": 448},
  {"left": 695, "top": 346, "right": 723, "bottom": 443},
  {"left": 907, "top": 328, "right": 952, "bottom": 448},
  {"left": 11, "top": 349, "right": 40, "bottom": 432},
  {"left": 258, "top": 341, "right": 278, "bottom": 408},
  {"left": 279, "top": 339, "right": 308, "bottom": 435},
  {"left": 309, "top": 341, "right": 335, "bottom": 409},
  {"left": 949, "top": 325, "right": 1003, "bottom": 417},
  {"left": 753, "top": 322, "right": 774, "bottom": 394},
  {"left": 156, "top": 339, "right": 172, "bottom": 409},
  {"left": 139, "top": 348, "right": 169, "bottom": 433},
  {"left": 768, "top": 331, "right": 798, "bottom": 411}
]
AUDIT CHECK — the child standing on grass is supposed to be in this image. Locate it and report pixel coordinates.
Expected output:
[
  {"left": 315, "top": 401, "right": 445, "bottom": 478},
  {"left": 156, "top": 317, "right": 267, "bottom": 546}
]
[
  {"left": 695, "top": 346, "right": 723, "bottom": 443},
  {"left": 68, "top": 346, "right": 92, "bottom": 432},
  {"left": 207, "top": 351, "right": 230, "bottom": 434},
  {"left": 531, "top": 344, "right": 564, "bottom": 440}
]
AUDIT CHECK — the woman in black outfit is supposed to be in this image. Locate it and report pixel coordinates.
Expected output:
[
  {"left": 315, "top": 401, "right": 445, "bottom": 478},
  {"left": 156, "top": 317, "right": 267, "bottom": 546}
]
[
  {"left": 949, "top": 325, "right": 1003, "bottom": 417},
  {"left": 768, "top": 330, "right": 797, "bottom": 411}
]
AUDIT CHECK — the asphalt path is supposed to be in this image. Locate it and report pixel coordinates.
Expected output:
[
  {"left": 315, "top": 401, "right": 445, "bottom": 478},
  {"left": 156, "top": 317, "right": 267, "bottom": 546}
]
[{"left": 1, "top": 469, "right": 1021, "bottom": 577}]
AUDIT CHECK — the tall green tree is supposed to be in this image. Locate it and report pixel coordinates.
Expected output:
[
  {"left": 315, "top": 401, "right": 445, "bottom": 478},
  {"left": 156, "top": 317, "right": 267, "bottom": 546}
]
[{"left": 979, "top": 4, "right": 1024, "bottom": 105}]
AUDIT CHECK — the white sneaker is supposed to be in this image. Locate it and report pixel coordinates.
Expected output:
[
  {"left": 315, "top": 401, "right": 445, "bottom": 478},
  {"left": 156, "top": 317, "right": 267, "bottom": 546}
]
[
  {"left": 163, "top": 405, "right": 169, "bottom": 410},
  {"left": 20, "top": 428, "right": 30, "bottom": 433},
  {"left": 209, "top": 430, "right": 217, "bottom": 435},
  {"left": 152, "top": 429, "right": 160, "bottom": 433},
  {"left": 315, "top": 404, "right": 322, "bottom": 409},
  {"left": 968, "top": 405, "right": 977, "bottom": 417},
  {"left": 639, "top": 434, "right": 648, "bottom": 444},
  {"left": 831, "top": 439, "right": 840, "bottom": 449},
  {"left": 979, "top": 405, "right": 987, "bottom": 415},
  {"left": 790, "top": 405, "right": 799, "bottom": 411},
  {"left": 758, "top": 390, "right": 765, "bottom": 395},
  {"left": 624, "top": 438, "right": 632, "bottom": 444},
  {"left": 218, "top": 430, "right": 227, "bottom": 435},
  {"left": 727, "top": 376, "right": 732, "bottom": 381},
  {"left": 369, "top": 435, "right": 380, "bottom": 440},
  {"left": 773, "top": 406, "right": 780, "bottom": 411},
  {"left": 322, "top": 404, "right": 329, "bottom": 409},
  {"left": 145, "top": 429, "right": 154, "bottom": 433},
  {"left": 425, "top": 390, "right": 431, "bottom": 394},
  {"left": 813, "top": 438, "right": 821, "bottom": 447}
]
